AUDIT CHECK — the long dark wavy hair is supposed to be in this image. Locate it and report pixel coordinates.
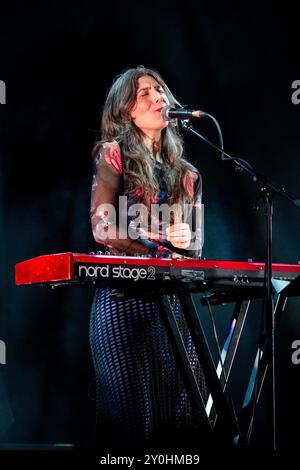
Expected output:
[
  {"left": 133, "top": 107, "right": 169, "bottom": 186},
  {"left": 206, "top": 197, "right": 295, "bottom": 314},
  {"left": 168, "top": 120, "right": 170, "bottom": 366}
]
[{"left": 93, "top": 66, "right": 197, "bottom": 206}]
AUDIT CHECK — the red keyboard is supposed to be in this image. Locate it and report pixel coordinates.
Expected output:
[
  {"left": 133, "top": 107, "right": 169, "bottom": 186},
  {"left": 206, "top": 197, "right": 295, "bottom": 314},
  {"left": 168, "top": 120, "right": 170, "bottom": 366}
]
[{"left": 14, "top": 253, "right": 300, "bottom": 297}]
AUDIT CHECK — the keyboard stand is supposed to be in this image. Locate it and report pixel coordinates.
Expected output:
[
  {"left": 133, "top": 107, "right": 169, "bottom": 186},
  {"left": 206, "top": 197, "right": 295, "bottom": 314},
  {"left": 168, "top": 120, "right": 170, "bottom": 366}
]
[
  {"left": 158, "top": 289, "right": 281, "bottom": 447},
  {"left": 158, "top": 295, "right": 212, "bottom": 434},
  {"left": 157, "top": 292, "right": 242, "bottom": 446},
  {"left": 178, "top": 292, "right": 242, "bottom": 444}
]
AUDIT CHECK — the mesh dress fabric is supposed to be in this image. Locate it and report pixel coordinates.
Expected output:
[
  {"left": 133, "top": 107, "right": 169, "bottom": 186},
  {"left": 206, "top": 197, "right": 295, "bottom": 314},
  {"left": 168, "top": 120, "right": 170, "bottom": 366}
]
[
  {"left": 89, "top": 141, "right": 206, "bottom": 449},
  {"left": 90, "top": 288, "right": 208, "bottom": 449}
]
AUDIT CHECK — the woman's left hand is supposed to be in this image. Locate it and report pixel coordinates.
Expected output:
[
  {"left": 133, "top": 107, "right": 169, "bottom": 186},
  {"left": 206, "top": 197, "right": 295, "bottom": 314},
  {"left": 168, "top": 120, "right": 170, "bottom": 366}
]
[{"left": 166, "top": 223, "right": 191, "bottom": 249}]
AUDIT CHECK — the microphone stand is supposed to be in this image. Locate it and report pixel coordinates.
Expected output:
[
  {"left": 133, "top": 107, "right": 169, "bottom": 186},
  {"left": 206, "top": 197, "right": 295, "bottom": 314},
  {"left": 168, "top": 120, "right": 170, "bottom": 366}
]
[{"left": 181, "top": 119, "right": 300, "bottom": 450}]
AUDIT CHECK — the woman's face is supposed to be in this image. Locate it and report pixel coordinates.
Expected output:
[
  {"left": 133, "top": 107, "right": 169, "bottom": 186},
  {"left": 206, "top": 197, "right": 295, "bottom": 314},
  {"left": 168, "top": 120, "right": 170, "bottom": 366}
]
[{"left": 130, "top": 75, "right": 170, "bottom": 139}]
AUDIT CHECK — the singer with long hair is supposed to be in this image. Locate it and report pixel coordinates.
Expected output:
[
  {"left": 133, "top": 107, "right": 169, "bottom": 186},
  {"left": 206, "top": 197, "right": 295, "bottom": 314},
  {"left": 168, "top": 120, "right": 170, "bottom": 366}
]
[{"left": 89, "top": 65, "right": 205, "bottom": 451}]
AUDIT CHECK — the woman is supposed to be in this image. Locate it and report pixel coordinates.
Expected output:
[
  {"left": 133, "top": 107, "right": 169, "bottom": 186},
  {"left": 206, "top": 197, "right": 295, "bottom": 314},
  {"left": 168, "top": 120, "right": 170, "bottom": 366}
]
[{"left": 89, "top": 66, "right": 205, "bottom": 451}]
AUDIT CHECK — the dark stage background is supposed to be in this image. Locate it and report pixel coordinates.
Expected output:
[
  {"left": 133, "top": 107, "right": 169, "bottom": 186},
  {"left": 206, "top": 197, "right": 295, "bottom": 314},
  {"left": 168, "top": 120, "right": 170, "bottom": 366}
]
[{"left": 0, "top": 1, "right": 300, "bottom": 455}]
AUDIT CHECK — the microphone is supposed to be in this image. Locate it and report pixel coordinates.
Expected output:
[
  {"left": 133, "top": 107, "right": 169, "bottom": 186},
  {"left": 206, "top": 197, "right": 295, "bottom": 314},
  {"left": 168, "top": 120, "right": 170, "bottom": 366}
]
[{"left": 161, "top": 105, "right": 205, "bottom": 121}]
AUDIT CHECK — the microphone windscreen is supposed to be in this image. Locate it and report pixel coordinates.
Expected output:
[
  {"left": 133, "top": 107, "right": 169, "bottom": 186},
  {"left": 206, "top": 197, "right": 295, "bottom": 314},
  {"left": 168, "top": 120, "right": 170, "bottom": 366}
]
[{"left": 161, "top": 105, "right": 172, "bottom": 121}]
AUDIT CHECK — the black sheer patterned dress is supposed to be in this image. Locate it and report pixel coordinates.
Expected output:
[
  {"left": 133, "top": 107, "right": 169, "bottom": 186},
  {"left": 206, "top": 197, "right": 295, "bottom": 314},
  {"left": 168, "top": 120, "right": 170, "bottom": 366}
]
[{"left": 89, "top": 140, "right": 207, "bottom": 451}]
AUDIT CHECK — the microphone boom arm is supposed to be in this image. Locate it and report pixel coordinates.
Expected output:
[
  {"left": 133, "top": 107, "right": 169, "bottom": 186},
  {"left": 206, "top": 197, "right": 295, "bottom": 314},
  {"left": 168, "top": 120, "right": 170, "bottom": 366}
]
[{"left": 181, "top": 119, "right": 298, "bottom": 207}]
